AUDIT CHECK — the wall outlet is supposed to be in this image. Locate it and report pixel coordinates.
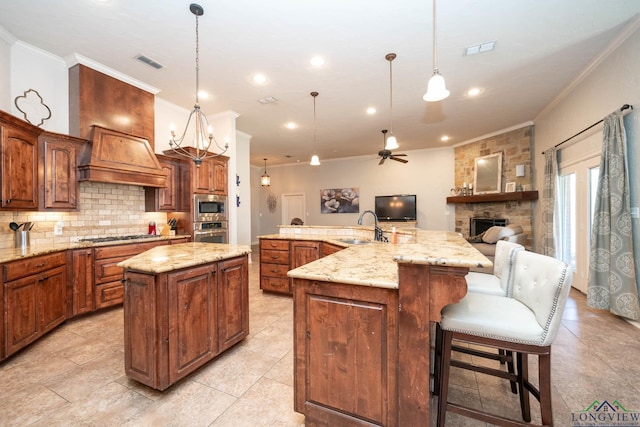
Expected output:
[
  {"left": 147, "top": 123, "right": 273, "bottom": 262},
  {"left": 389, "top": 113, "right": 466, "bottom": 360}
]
[{"left": 54, "top": 221, "right": 64, "bottom": 236}]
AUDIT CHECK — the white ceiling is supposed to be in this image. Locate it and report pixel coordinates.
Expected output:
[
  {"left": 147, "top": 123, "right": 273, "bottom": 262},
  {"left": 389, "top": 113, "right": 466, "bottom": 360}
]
[{"left": 1, "top": 0, "right": 639, "bottom": 166}]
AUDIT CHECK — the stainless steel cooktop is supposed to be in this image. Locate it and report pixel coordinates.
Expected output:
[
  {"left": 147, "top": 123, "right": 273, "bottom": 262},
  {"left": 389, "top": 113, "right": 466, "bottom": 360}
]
[{"left": 79, "top": 235, "right": 157, "bottom": 243}]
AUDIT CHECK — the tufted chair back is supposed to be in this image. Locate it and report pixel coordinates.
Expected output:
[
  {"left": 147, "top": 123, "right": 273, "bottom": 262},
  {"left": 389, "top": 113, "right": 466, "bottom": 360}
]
[
  {"left": 492, "top": 240, "right": 524, "bottom": 295},
  {"left": 510, "top": 250, "right": 573, "bottom": 346}
]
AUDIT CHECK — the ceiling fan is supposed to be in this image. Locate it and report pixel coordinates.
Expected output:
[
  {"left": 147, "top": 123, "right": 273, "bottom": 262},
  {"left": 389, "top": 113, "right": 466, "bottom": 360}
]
[{"left": 378, "top": 130, "right": 408, "bottom": 165}]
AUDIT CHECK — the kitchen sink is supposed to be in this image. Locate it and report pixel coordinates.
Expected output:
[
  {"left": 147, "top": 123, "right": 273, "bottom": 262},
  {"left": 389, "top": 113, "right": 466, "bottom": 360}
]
[{"left": 337, "top": 238, "right": 372, "bottom": 245}]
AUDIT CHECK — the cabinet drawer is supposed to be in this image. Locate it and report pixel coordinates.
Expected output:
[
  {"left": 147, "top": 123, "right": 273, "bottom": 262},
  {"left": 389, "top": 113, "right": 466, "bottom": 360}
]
[
  {"left": 95, "top": 281, "right": 124, "bottom": 309},
  {"left": 260, "top": 239, "right": 289, "bottom": 251},
  {"left": 4, "top": 251, "right": 66, "bottom": 282},
  {"left": 261, "top": 263, "right": 289, "bottom": 278},
  {"left": 260, "top": 250, "right": 290, "bottom": 265},
  {"left": 260, "top": 276, "right": 291, "bottom": 294},
  {"left": 94, "top": 240, "right": 168, "bottom": 259}
]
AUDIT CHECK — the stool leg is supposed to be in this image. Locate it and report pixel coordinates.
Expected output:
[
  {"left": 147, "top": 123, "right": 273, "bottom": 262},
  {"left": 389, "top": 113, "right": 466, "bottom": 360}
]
[
  {"left": 506, "top": 350, "right": 517, "bottom": 394},
  {"left": 437, "top": 330, "right": 453, "bottom": 427},
  {"left": 539, "top": 352, "right": 553, "bottom": 426},
  {"left": 433, "top": 323, "right": 443, "bottom": 396},
  {"left": 517, "top": 353, "right": 531, "bottom": 422}
]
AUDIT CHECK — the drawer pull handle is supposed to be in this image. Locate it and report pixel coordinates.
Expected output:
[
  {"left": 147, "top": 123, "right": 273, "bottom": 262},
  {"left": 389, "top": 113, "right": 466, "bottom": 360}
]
[
  {"left": 35, "top": 263, "right": 46, "bottom": 268},
  {"left": 271, "top": 256, "right": 279, "bottom": 259},
  {"left": 270, "top": 269, "right": 279, "bottom": 273}
]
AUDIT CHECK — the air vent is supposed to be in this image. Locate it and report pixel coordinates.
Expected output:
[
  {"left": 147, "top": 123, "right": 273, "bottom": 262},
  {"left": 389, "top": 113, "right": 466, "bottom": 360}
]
[
  {"left": 257, "top": 96, "right": 277, "bottom": 104},
  {"left": 134, "top": 54, "right": 165, "bottom": 70},
  {"left": 465, "top": 41, "right": 496, "bottom": 56}
]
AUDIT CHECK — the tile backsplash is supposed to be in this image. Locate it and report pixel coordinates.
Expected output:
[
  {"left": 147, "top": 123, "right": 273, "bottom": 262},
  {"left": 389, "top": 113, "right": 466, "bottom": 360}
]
[{"left": 0, "top": 182, "right": 168, "bottom": 250}]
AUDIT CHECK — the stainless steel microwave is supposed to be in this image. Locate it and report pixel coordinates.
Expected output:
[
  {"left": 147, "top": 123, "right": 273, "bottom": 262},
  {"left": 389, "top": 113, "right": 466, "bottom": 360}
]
[{"left": 194, "top": 194, "right": 227, "bottom": 222}]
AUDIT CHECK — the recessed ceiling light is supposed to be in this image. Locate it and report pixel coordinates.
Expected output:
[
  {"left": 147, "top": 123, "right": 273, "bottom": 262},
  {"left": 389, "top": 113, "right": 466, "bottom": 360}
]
[
  {"left": 366, "top": 107, "right": 376, "bottom": 115},
  {"left": 284, "top": 122, "right": 297, "bottom": 129},
  {"left": 310, "top": 56, "right": 325, "bottom": 67},
  {"left": 252, "top": 73, "right": 267, "bottom": 85},
  {"left": 466, "top": 87, "right": 482, "bottom": 97},
  {"left": 440, "top": 135, "right": 450, "bottom": 142},
  {"left": 197, "top": 90, "right": 210, "bottom": 100}
]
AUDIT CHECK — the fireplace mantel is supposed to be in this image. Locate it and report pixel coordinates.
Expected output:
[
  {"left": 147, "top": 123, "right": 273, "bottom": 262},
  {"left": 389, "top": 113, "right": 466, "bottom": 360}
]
[{"left": 446, "top": 190, "right": 538, "bottom": 204}]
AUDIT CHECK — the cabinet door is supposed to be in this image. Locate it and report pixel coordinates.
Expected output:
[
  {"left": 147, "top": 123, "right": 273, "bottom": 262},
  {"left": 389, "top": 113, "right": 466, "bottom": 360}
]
[
  {"left": 168, "top": 264, "right": 217, "bottom": 383},
  {"left": 1, "top": 125, "right": 38, "bottom": 209},
  {"left": 37, "top": 265, "right": 67, "bottom": 334},
  {"left": 178, "top": 162, "right": 191, "bottom": 211},
  {"left": 321, "top": 242, "right": 344, "bottom": 257},
  {"left": 71, "top": 249, "right": 94, "bottom": 315},
  {"left": 193, "top": 159, "right": 213, "bottom": 193},
  {"left": 291, "top": 241, "right": 321, "bottom": 269},
  {"left": 218, "top": 256, "right": 249, "bottom": 352},
  {"left": 157, "top": 160, "right": 177, "bottom": 211},
  {"left": 41, "top": 136, "right": 79, "bottom": 209},
  {"left": 4, "top": 276, "right": 38, "bottom": 355},
  {"left": 212, "top": 158, "right": 228, "bottom": 195}
]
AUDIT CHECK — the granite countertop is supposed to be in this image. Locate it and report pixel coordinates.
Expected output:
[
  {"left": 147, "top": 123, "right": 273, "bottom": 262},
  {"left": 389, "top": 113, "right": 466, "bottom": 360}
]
[
  {"left": 117, "top": 242, "right": 252, "bottom": 274},
  {"left": 0, "top": 235, "right": 191, "bottom": 264},
  {"left": 284, "top": 229, "right": 491, "bottom": 289}
]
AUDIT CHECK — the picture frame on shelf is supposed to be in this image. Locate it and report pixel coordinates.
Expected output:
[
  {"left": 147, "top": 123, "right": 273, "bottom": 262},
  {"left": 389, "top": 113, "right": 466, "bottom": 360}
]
[{"left": 505, "top": 182, "right": 516, "bottom": 193}]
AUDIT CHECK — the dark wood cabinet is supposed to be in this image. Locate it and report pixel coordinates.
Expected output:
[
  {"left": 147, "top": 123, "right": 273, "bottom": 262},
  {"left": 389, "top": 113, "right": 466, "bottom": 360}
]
[
  {"left": 70, "top": 248, "right": 94, "bottom": 316},
  {"left": 260, "top": 239, "right": 291, "bottom": 294},
  {"left": 193, "top": 155, "right": 228, "bottom": 195},
  {"left": 3, "top": 252, "right": 67, "bottom": 357},
  {"left": 94, "top": 240, "right": 169, "bottom": 309},
  {"left": 217, "top": 256, "right": 249, "bottom": 352},
  {"left": 123, "top": 254, "right": 249, "bottom": 390},
  {"left": 0, "top": 111, "right": 40, "bottom": 209},
  {"left": 321, "top": 242, "right": 344, "bottom": 257},
  {"left": 39, "top": 131, "right": 85, "bottom": 210},
  {"left": 145, "top": 154, "right": 191, "bottom": 212},
  {"left": 293, "top": 279, "right": 399, "bottom": 426},
  {"left": 291, "top": 240, "right": 320, "bottom": 269}
]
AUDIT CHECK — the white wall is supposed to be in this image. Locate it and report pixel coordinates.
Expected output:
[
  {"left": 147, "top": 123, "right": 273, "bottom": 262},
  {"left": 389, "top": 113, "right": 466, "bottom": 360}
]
[
  {"left": 251, "top": 147, "right": 455, "bottom": 243},
  {"left": 10, "top": 41, "right": 68, "bottom": 133},
  {"left": 0, "top": 27, "right": 12, "bottom": 112},
  {"left": 235, "top": 131, "right": 252, "bottom": 246}
]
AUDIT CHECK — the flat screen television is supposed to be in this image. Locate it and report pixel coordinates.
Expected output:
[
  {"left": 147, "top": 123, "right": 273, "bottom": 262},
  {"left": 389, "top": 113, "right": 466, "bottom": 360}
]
[{"left": 374, "top": 194, "right": 417, "bottom": 222}]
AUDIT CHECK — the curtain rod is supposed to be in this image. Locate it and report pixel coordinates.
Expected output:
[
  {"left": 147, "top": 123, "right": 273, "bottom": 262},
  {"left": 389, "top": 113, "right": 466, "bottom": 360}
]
[{"left": 542, "top": 104, "right": 633, "bottom": 154}]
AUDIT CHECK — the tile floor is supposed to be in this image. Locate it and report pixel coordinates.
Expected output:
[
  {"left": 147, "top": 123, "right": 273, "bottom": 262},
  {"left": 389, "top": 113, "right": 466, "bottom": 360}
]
[{"left": 1, "top": 251, "right": 639, "bottom": 426}]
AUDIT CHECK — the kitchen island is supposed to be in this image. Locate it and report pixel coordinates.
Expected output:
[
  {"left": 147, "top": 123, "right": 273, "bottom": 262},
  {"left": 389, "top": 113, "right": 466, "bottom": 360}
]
[
  {"left": 117, "top": 242, "right": 251, "bottom": 390},
  {"left": 287, "top": 229, "right": 490, "bottom": 426}
]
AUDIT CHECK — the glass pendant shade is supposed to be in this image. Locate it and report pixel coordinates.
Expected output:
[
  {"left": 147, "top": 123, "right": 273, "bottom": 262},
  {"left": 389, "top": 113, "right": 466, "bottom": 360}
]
[
  {"left": 385, "top": 134, "right": 399, "bottom": 150},
  {"left": 310, "top": 154, "right": 321, "bottom": 166},
  {"left": 309, "top": 92, "right": 320, "bottom": 166},
  {"left": 423, "top": 70, "right": 450, "bottom": 102},
  {"left": 260, "top": 158, "right": 270, "bottom": 186}
]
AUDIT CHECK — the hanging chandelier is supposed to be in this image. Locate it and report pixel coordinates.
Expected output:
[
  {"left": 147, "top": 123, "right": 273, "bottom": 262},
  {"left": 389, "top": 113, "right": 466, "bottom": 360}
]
[
  {"left": 423, "top": 0, "right": 450, "bottom": 102},
  {"left": 385, "top": 53, "right": 399, "bottom": 150},
  {"left": 169, "top": 3, "right": 228, "bottom": 167},
  {"left": 261, "top": 158, "right": 271, "bottom": 186},
  {"left": 310, "top": 91, "right": 321, "bottom": 166}
]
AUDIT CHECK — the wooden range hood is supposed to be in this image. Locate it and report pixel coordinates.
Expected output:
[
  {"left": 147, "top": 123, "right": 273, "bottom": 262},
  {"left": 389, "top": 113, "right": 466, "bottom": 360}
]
[{"left": 78, "top": 126, "right": 166, "bottom": 188}]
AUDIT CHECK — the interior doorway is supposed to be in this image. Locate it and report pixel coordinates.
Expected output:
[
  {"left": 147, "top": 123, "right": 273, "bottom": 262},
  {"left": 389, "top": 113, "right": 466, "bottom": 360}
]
[{"left": 282, "top": 193, "right": 306, "bottom": 226}]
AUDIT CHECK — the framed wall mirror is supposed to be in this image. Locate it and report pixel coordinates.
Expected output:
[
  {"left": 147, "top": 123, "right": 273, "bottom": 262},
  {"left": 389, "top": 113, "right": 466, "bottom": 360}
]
[{"left": 474, "top": 152, "right": 503, "bottom": 194}]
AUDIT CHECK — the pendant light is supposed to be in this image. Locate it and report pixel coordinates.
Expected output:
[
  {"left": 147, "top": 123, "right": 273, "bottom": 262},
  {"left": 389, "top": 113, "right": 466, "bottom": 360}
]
[
  {"left": 385, "top": 53, "right": 399, "bottom": 150},
  {"left": 168, "top": 3, "right": 229, "bottom": 166},
  {"left": 260, "top": 158, "right": 270, "bottom": 186},
  {"left": 310, "top": 91, "right": 321, "bottom": 166},
  {"left": 423, "top": 0, "right": 450, "bottom": 102}
]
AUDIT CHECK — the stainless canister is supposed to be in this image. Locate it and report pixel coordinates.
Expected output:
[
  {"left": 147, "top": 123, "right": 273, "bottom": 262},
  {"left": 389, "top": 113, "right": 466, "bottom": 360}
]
[{"left": 14, "top": 230, "right": 30, "bottom": 248}]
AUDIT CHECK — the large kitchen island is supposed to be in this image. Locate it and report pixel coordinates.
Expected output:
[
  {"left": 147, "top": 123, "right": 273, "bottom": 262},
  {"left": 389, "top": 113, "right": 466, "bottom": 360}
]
[
  {"left": 286, "top": 229, "right": 490, "bottom": 426},
  {"left": 117, "top": 242, "right": 251, "bottom": 391}
]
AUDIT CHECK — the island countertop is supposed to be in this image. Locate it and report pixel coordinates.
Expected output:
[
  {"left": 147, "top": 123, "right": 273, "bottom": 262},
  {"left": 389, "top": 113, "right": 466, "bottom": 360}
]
[
  {"left": 117, "top": 242, "right": 252, "bottom": 274},
  {"left": 285, "top": 229, "right": 491, "bottom": 289}
]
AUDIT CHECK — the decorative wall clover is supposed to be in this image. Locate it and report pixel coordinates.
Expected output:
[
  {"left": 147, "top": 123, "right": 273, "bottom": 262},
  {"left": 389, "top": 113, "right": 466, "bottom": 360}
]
[{"left": 14, "top": 89, "right": 52, "bottom": 127}]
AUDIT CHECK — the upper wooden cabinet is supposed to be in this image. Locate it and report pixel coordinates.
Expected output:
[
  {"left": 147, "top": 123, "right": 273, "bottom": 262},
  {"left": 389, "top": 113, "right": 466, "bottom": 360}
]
[
  {"left": 38, "top": 131, "right": 86, "bottom": 210},
  {"left": 0, "top": 111, "right": 41, "bottom": 210},
  {"left": 145, "top": 154, "right": 190, "bottom": 212},
  {"left": 194, "top": 156, "right": 228, "bottom": 195}
]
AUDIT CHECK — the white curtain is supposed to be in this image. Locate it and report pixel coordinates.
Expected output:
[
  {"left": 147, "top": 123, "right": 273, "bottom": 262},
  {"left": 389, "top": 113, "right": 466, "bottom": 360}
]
[
  {"left": 587, "top": 111, "right": 639, "bottom": 320},
  {"left": 541, "top": 147, "right": 559, "bottom": 256}
]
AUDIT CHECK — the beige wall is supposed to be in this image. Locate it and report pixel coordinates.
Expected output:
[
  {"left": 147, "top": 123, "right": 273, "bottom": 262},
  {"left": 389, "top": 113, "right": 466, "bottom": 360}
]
[{"left": 251, "top": 147, "right": 455, "bottom": 243}]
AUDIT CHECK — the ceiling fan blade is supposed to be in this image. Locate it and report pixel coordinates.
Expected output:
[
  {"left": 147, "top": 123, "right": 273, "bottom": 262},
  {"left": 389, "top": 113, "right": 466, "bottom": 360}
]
[
  {"left": 390, "top": 156, "right": 408, "bottom": 164},
  {"left": 392, "top": 153, "right": 407, "bottom": 156},
  {"left": 378, "top": 157, "right": 386, "bottom": 165}
]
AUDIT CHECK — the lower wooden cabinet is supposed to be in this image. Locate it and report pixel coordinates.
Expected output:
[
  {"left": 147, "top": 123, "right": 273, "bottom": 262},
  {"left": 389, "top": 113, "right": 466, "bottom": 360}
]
[
  {"left": 94, "top": 240, "right": 169, "bottom": 309},
  {"left": 124, "top": 255, "right": 249, "bottom": 390},
  {"left": 2, "top": 252, "right": 67, "bottom": 358},
  {"left": 70, "top": 248, "right": 94, "bottom": 316}
]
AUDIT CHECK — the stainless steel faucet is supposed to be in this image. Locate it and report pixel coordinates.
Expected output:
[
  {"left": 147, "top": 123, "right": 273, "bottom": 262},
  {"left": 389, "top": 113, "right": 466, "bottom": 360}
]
[{"left": 357, "top": 210, "right": 385, "bottom": 242}]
